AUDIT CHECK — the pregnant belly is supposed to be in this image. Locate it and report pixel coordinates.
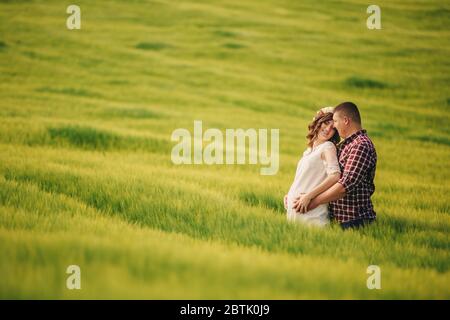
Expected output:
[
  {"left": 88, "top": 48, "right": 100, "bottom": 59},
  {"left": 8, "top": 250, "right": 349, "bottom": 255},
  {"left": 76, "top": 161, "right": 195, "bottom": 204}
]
[{"left": 287, "top": 191, "right": 305, "bottom": 210}]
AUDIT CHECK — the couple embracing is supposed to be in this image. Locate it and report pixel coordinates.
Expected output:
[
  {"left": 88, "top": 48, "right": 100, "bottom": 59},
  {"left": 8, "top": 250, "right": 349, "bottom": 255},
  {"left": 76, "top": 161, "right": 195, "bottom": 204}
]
[{"left": 284, "top": 102, "right": 377, "bottom": 230}]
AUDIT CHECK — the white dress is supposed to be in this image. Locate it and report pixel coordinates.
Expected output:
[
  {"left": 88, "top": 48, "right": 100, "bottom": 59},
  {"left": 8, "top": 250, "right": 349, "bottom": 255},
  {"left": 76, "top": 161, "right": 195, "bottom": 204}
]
[{"left": 286, "top": 141, "right": 340, "bottom": 227}]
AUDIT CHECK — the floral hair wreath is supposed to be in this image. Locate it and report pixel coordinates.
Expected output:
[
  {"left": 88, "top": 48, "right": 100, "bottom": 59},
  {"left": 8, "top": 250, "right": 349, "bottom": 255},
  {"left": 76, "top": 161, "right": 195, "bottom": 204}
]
[{"left": 312, "top": 106, "right": 334, "bottom": 121}]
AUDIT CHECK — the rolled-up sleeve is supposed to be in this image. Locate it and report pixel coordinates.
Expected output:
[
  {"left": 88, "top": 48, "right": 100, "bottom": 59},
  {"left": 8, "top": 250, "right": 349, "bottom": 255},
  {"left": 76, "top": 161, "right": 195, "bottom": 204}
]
[{"left": 338, "top": 143, "right": 372, "bottom": 193}]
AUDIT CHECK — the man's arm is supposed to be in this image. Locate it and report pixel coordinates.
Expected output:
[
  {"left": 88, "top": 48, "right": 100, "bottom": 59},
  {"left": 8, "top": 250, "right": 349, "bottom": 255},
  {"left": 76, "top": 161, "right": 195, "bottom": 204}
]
[
  {"left": 304, "top": 142, "right": 373, "bottom": 212},
  {"left": 306, "top": 182, "right": 346, "bottom": 211}
]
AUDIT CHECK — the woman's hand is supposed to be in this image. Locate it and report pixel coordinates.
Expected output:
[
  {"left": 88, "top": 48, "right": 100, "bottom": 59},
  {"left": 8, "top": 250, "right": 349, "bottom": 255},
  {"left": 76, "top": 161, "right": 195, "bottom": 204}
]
[
  {"left": 293, "top": 193, "right": 312, "bottom": 213},
  {"left": 284, "top": 195, "right": 288, "bottom": 210}
]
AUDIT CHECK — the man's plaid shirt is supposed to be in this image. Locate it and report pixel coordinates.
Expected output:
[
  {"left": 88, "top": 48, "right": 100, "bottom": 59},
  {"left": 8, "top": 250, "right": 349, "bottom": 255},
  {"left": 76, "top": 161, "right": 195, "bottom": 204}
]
[{"left": 330, "top": 129, "right": 377, "bottom": 223}]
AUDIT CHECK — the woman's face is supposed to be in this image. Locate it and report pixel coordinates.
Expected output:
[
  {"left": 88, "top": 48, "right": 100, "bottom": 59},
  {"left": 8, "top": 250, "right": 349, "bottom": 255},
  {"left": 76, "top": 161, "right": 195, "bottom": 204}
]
[{"left": 317, "top": 119, "right": 336, "bottom": 141}]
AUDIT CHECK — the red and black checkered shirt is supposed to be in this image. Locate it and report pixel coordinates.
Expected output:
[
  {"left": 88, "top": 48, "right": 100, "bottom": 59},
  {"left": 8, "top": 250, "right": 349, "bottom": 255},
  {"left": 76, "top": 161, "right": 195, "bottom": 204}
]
[{"left": 330, "top": 130, "right": 377, "bottom": 223}]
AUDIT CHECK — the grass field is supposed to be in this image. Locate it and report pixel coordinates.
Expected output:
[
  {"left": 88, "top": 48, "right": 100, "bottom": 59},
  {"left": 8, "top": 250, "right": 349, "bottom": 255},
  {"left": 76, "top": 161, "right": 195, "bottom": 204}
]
[{"left": 0, "top": 0, "right": 449, "bottom": 299}]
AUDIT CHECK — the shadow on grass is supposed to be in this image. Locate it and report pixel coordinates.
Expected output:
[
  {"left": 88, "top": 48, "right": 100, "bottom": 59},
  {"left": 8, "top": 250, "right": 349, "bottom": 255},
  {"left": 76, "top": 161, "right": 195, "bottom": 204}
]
[
  {"left": 103, "top": 107, "right": 162, "bottom": 119},
  {"left": 369, "top": 122, "right": 409, "bottom": 139},
  {"left": 135, "top": 42, "right": 172, "bottom": 51},
  {"left": 47, "top": 125, "right": 170, "bottom": 153},
  {"left": 223, "top": 42, "right": 246, "bottom": 49},
  {"left": 345, "top": 76, "right": 388, "bottom": 89},
  {"left": 214, "top": 30, "right": 238, "bottom": 38},
  {"left": 36, "top": 87, "right": 101, "bottom": 98},
  {"left": 361, "top": 214, "right": 448, "bottom": 247},
  {"left": 411, "top": 135, "right": 450, "bottom": 147},
  {"left": 240, "top": 190, "right": 284, "bottom": 214},
  {"left": 2, "top": 168, "right": 448, "bottom": 272}
]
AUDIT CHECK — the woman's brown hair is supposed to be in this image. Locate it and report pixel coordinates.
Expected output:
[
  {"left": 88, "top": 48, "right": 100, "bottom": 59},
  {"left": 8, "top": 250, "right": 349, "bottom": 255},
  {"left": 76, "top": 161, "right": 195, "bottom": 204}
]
[{"left": 306, "top": 111, "right": 340, "bottom": 148}]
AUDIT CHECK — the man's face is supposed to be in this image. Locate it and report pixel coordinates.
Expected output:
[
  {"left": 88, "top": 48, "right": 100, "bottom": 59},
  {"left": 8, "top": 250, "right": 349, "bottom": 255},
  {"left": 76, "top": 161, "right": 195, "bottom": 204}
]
[{"left": 333, "top": 111, "right": 346, "bottom": 138}]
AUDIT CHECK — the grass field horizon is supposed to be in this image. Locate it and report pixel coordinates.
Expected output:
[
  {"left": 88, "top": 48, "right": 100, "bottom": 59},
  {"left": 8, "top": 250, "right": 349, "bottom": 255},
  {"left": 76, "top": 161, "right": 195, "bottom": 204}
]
[{"left": 0, "top": 0, "right": 449, "bottom": 299}]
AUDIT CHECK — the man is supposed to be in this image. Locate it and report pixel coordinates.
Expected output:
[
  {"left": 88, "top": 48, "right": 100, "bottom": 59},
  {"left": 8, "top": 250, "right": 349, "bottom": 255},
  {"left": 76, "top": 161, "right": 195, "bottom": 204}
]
[{"left": 295, "top": 102, "right": 377, "bottom": 229}]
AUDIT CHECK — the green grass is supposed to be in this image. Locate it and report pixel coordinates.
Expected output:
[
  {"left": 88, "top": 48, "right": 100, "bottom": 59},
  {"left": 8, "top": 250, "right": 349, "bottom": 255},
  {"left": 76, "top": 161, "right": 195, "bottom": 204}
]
[
  {"left": 345, "top": 76, "right": 388, "bottom": 89},
  {"left": 0, "top": 0, "right": 449, "bottom": 299}
]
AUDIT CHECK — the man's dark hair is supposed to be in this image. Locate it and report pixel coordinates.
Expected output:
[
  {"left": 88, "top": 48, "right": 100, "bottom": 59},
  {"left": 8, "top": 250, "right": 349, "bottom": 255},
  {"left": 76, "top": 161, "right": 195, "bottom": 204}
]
[{"left": 334, "top": 102, "right": 361, "bottom": 125}]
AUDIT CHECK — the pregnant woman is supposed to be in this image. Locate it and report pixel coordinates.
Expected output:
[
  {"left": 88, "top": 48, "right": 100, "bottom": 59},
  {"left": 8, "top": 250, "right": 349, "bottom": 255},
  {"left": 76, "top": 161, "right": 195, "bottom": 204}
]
[{"left": 284, "top": 107, "right": 341, "bottom": 227}]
